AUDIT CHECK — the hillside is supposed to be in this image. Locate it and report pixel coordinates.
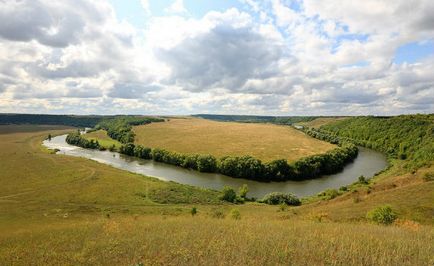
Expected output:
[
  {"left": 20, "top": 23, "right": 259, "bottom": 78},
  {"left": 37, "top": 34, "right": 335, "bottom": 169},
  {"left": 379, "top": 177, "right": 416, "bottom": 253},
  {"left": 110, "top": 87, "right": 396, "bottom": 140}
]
[{"left": 0, "top": 122, "right": 433, "bottom": 265}]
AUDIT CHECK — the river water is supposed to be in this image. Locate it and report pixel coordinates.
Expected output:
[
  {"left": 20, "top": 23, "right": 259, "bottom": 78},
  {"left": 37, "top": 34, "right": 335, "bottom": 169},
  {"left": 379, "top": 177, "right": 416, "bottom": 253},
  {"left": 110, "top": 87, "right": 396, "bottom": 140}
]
[{"left": 43, "top": 135, "right": 388, "bottom": 198}]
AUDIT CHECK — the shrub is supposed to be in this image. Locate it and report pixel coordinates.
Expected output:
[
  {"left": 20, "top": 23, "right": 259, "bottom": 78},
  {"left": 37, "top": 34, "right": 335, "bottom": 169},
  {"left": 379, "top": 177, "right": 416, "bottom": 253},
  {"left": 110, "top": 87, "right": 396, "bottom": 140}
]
[
  {"left": 238, "top": 184, "right": 249, "bottom": 199},
  {"left": 219, "top": 186, "right": 237, "bottom": 203},
  {"left": 318, "top": 189, "right": 340, "bottom": 200},
  {"left": 358, "top": 175, "right": 368, "bottom": 184},
  {"left": 261, "top": 192, "right": 301, "bottom": 206},
  {"left": 230, "top": 208, "right": 241, "bottom": 220},
  {"left": 367, "top": 205, "right": 397, "bottom": 225},
  {"left": 191, "top": 207, "right": 197, "bottom": 216},
  {"left": 339, "top": 186, "right": 348, "bottom": 192}
]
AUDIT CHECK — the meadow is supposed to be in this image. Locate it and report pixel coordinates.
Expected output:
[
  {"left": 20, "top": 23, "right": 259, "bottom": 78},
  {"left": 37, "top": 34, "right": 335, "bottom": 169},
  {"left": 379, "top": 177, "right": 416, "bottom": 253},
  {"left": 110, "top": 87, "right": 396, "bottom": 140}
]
[
  {"left": 0, "top": 124, "right": 433, "bottom": 265},
  {"left": 132, "top": 118, "right": 335, "bottom": 162},
  {"left": 83, "top": 129, "right": 123, "bottom": 149}
]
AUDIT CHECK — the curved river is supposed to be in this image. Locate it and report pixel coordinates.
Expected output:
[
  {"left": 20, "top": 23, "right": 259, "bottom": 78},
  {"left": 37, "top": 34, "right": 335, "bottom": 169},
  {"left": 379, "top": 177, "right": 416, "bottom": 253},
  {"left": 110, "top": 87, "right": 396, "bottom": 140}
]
[{"left": 43, "top": 135, "right": 388, "bottom": 198}]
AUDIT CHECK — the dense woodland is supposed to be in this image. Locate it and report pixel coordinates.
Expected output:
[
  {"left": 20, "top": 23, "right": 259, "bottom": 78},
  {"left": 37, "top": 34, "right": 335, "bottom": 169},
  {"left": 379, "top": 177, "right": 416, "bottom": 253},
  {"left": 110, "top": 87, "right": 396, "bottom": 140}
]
[
  {"left": 194, "top": 114, "right": 322, "bottom": 125},
  {"left": 96, "top": 116, "right": 164, "bottom": 143},
  {"left": 316, "top": 115, "right": 434, "bottom": 168},
  {"left": 0, "top": 114, "right": 105, "bottom": 127}
]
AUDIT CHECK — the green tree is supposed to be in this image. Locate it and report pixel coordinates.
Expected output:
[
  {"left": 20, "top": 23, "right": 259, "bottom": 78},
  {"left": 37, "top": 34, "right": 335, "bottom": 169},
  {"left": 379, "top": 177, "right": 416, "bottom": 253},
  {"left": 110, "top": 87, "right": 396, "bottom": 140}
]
[{"left": 219, "top": 186, "right": 237, "bottom": 203}]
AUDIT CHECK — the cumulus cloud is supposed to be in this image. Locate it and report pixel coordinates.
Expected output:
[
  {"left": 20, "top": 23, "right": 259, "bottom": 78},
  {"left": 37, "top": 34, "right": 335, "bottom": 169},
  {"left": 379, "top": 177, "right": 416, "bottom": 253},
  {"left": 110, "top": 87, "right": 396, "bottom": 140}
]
[{"left": 0, "top": 0, "right": 433, "bottom": 115}]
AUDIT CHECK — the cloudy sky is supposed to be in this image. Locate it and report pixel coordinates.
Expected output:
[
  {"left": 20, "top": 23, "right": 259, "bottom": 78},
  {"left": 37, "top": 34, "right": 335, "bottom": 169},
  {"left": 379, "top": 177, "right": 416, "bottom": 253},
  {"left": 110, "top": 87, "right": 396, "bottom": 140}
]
[{"left": 0, "top": 0, "right": 433, "bottom": 115}]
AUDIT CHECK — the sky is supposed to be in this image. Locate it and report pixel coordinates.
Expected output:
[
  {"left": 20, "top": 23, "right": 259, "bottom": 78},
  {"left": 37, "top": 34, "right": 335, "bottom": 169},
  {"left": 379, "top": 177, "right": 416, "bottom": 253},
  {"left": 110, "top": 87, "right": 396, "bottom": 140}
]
[{"left": 0, "top": 0, "right": 433, "bottom": 116}]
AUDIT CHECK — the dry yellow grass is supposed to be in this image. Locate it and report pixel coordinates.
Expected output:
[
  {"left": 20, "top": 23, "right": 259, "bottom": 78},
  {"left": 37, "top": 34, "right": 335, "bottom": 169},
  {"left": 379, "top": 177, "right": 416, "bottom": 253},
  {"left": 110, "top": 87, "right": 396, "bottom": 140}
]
[{"left": 133, "top": 118, "right": 335, "bottom": 162}]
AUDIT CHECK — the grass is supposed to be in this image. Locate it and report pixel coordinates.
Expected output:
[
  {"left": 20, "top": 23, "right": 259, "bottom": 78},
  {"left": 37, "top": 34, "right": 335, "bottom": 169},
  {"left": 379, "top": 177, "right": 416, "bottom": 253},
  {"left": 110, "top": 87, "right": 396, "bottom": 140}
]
[
  {"left": 0, "top": 125, "right": 433, "bottom": 265},
  {"left": 297, "top": 117, "right": 349, "bottom": 128},
  {"left": 132, "top": 118, "right": 335, "bottom": 162},
  {"left": 83, "top": 129, "right": 122, "bottom": 149}
]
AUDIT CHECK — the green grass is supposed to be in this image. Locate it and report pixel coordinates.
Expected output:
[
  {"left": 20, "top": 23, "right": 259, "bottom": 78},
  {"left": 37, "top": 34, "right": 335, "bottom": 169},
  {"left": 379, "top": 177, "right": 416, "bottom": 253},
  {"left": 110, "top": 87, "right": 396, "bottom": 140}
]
[
  {"left": 0, "top": 125, "right": 433, "bottom": 265},
  {"left": 83, "top": 129, "right": 122, "bottom": 149},
  {"left": 132, "top": 117, "right": 335, "bottom": 162}
]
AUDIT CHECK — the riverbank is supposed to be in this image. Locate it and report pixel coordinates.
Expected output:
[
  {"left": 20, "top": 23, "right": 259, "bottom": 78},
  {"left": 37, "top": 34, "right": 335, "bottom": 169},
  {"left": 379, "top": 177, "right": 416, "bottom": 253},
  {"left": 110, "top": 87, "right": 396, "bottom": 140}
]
[{"left": 44, "top": 134, "right": 387, "bottom": 198}]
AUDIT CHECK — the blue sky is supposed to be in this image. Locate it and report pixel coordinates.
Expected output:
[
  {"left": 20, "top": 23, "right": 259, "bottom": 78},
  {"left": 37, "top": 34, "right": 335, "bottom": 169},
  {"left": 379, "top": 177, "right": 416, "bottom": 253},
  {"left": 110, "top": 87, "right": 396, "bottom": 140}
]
[{"left": 0, "top": 0, "right": 433, "bottom": 115}]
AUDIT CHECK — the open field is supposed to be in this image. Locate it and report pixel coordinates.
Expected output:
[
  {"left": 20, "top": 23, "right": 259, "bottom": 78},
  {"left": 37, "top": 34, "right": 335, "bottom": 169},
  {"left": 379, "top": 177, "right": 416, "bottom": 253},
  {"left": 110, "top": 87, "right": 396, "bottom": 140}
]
[
  {"left": 0, "top": 125, "right": 433, "bottom": 265},
  {"left": 133, "top": 118, "right": 335, "bottom": 162},
  {"left": 83, "top": 129, "right": 122, "bottom": 149}
]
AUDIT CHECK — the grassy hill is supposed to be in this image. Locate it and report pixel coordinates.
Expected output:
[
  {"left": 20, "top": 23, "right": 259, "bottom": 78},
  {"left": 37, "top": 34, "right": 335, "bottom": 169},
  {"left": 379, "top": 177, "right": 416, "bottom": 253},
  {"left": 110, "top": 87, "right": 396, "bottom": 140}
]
[
  {"left": 0, "top": 123, "right": 433, "bottom": 265},
  {"left": 132, "top": 118, "right": 335, "bottom": 162}
]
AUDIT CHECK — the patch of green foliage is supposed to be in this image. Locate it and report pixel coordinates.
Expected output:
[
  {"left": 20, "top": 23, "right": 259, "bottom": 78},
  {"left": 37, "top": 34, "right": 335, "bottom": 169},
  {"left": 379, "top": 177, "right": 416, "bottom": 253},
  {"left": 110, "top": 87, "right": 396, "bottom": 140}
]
[
  {"left": 261, "top": 192, "right": 301, "bottom": 206},
  {"left": 367, "top": 205, "right": 397, "bottom": 225}
]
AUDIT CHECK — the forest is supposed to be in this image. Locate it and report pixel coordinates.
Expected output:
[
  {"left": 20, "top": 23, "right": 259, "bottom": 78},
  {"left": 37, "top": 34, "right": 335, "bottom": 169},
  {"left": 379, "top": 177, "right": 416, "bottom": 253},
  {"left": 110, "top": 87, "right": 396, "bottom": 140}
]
[
  {"left": 317, "top": 115, "right": 434, "bottom": 168},
  {"left": 0, "top": 114, "right": 105, "bottom": 127}
]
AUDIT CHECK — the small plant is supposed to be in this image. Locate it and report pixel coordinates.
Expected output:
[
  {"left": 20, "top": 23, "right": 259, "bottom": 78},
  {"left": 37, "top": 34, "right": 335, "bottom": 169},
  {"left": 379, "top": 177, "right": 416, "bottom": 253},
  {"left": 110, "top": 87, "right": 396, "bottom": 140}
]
[
  {"left": 339, "top": 186, "right": 348, "bottom": 192},
  {"left": 423, "top": 172, "right": 434, "bottom": 182},
  {"left": 358, "top": 175, "right": 368, "bottom": 184},
  {"left": 230, "top": 208, "right": 241, "bottom": 220},
  {"left": 219, "top": 186, "right": 237, "bottom": 203},
  {"left": 47, "top": 134, "right": 52, "bottom": 141},
  {"left": 191, "top": 207, "right": 197, "bottom": 216},
  {"left": 238, "top": 184, "right": 249, "bottom": 199},
  {"left": 367, "top": 205, "right": 397, "bottom": 225},
  {"left": 278, "top": 203, "right": 287, "bottom": 212}
]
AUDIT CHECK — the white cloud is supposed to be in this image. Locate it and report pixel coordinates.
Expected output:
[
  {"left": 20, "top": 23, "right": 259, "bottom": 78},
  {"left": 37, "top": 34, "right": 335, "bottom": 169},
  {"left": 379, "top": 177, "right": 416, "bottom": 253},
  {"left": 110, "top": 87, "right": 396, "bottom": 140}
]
[
  {"left": 140, "top": 0, "right": 151, "bottom": 14},
  {"left": 0, "top": 0, "right": 433, "bottom": 115},
  {"left": 165, "top": 0, "right": 187, "bottom": 14}
]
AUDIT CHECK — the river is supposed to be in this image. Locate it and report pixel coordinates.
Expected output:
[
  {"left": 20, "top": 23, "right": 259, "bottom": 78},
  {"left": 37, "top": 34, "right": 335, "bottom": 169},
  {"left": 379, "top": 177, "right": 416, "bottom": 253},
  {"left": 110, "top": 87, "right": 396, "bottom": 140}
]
[{"left": 43, "top": 134, "right": 388, "bottom": 198}]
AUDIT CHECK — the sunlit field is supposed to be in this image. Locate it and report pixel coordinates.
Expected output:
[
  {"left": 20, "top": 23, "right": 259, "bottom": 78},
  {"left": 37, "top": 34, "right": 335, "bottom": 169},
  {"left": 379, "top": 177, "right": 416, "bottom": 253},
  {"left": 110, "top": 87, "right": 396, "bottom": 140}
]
[
  {"left": 0, "top": 125, "right": 433, "bottom": 265},
  {"left": 132, "top": 118, "right": 335, "bottom": 162}
]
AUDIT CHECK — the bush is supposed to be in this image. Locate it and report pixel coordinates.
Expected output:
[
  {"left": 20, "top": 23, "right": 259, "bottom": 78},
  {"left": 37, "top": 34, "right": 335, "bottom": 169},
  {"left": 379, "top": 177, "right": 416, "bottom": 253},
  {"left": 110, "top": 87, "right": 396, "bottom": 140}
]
[
  {"left": 191, "top": 207, "right": 197, "bottom": 216},
  {"left": 238, "top": 184, "right": 248, "bottom": 199},
  {"left": 318, "top": 189, "right": 340, "bottom": 200},
  {"left": 230, "top": 208, "right": 241, "bottom": 220},
  {"left": 261, "top": 192, "right": 301, "bottom": 206},
  {"left": 219, "top": 186, "right": 237, "bottom": 203},
  {"left": 358, "top": 175, "right": 368, "bottom": 184},
  {"left": 367, "top": 205, "right": 397, "bottom": 225}
]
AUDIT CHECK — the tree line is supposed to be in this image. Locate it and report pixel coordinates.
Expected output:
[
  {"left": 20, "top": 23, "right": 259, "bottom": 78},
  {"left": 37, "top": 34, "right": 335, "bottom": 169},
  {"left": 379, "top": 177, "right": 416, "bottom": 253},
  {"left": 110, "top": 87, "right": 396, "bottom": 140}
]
[
  {"left": 0, "top": 114, "right": 105, "bottom": 127},
  {"left": 96, "top": 116, "right": 164, "bottom": 144},
  {"left": 115, "top": 141, "right": 358, "bottom": 182}
]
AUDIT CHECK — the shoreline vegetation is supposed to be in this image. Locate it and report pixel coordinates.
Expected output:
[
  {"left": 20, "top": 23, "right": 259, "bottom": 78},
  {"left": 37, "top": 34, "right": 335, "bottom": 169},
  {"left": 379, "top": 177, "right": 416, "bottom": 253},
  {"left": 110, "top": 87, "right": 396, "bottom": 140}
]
[{"left": 65, "top": 117, "right": 359, "bottom": 182}]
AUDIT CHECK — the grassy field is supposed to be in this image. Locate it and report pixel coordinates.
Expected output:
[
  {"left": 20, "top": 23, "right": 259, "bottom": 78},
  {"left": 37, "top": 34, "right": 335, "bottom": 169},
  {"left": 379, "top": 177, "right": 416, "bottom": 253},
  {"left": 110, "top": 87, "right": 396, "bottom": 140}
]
[
  {"left": 0, "top": 125, "right": 433, "bottom": 265},
  {"left": 83, "top": 129, "right": 122, "bottom": 149},
  {"left": 297, "top": 117, "right": 349, "bottom": 128},
  {"left": 132, "top": 118, "right": 335, "bottom": 162}
]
